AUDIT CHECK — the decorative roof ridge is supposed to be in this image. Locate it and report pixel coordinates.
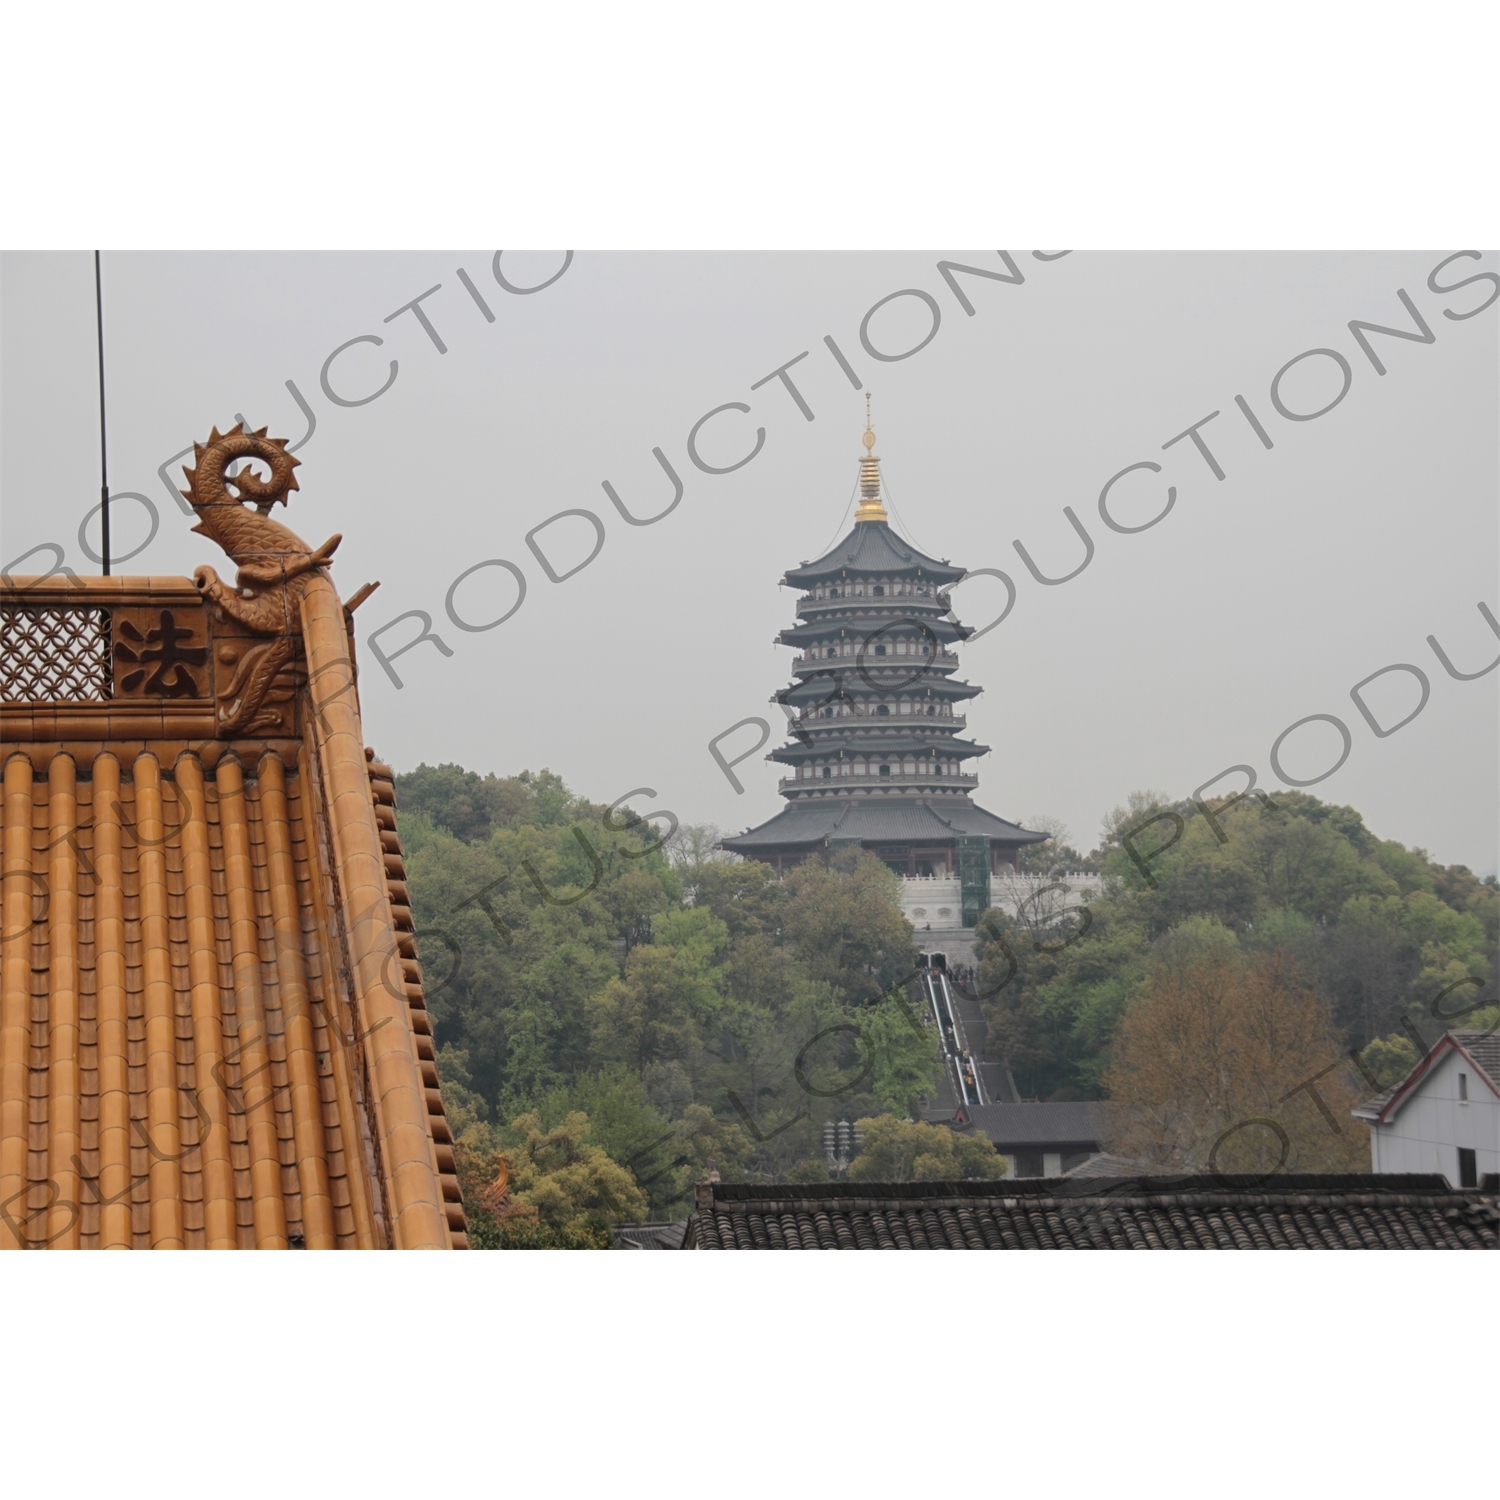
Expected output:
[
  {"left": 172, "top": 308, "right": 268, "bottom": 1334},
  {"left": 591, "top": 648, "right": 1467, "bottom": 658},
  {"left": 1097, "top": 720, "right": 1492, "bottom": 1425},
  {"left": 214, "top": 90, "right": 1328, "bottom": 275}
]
[{"left": 703, "top": 1172, "right": 1478, "bottom": 1200}]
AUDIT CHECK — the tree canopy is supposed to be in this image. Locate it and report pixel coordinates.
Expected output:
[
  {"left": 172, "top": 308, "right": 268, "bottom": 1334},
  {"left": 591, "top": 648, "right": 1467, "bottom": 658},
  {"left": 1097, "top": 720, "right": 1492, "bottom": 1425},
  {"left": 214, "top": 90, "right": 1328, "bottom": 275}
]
[
  {"left": 847, "top": 1115, "right": 1003, "bottom": 1182},
  {"left": 398, "top": 766, "right": 944, "bottom": 1239},
  {"left": 400, "top": 762, "right": 1495, "bottom": 1241},
  {"left": 976, "top": 789, "right": 1496, "bottom": 1107}
]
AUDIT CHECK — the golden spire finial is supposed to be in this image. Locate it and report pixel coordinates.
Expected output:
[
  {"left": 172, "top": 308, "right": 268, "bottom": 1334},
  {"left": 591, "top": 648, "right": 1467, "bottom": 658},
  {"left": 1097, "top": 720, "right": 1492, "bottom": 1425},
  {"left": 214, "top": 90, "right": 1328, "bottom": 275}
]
[{"left": 855, "top": 391, "right": 887, "bottom": 522}]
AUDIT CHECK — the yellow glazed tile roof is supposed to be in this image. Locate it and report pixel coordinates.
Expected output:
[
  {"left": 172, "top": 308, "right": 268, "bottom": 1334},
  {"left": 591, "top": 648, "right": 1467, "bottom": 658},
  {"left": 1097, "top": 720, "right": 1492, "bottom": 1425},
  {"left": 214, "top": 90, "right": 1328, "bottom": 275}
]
[{"left": 0, "top": 427, "right": 464, "bottom": 1248}]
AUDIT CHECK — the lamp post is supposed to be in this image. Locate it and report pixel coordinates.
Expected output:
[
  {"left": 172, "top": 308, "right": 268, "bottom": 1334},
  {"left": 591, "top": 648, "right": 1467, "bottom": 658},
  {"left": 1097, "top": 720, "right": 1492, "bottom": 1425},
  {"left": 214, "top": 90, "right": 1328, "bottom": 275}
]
[{"left": 822, "top": 1118, "right": 864, "bottom": 1178}]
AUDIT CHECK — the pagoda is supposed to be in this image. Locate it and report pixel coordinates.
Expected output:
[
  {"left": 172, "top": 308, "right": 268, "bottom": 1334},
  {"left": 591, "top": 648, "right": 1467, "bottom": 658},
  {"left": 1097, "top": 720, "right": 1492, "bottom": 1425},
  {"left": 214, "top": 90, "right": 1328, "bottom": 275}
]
[{"left": 721, "top": 404, "right": 1045, "bottom": 928}]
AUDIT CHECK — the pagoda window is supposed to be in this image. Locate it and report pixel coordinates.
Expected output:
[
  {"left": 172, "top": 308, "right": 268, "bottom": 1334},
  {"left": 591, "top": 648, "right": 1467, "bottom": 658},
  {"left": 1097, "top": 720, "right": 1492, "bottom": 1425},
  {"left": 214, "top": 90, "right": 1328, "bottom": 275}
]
[
  {"left": 821, "top": 766, "right": 832, "bottom": 779},
  {"left": 879, "top": 764, "right": 892, "bottom": 777},
  {"left": 876, "top": 704, "right": 890, "bottom": 717},
  {"left": 874, "top": 644, "right": 886, "bottom": 656},
  {"left": 873, "top": 585, "right": 884, "bottom": 596}
]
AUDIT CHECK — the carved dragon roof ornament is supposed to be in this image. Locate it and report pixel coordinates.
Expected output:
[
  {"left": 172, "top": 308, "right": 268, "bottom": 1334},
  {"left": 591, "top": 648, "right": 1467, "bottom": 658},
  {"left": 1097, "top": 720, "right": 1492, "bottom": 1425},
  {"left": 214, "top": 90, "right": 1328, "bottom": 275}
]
[{"left": 184, "top": 424, "right": 342, "bottom": 734}]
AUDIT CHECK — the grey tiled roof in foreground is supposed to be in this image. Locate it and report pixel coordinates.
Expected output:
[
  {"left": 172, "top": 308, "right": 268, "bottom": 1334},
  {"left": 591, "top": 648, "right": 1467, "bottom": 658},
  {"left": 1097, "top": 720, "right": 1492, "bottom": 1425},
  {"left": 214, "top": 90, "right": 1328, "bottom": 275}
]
[{"left": 683, "top": 1175, "right": 1500, "bottom": 1249}]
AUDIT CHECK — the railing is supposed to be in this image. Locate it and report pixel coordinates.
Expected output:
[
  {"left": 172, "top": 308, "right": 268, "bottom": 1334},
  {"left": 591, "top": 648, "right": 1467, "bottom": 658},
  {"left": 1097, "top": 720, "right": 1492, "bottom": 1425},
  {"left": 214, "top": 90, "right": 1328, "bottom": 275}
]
[
  {"left": 790, "top": 650, "right": 959, "bottom": 673},
  {"left": 790, "top": 711, "right": 965, "bottom": 729},
  {"left": 797, "top": 589, "right": 945, "bottom": 607},
  {"left": 779, "top": 772, "right": 979, "bottom": 793},
  {"left": 996, "top": 870, "right": 1104, "bottom": 889}
]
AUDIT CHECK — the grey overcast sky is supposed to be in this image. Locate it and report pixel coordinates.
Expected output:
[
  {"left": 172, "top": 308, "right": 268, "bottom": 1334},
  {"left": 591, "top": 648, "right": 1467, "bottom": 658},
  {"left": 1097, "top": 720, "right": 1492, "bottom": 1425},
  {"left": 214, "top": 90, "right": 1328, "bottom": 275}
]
[{"left": 2, "top": 250, "right": 1496, "bottom": 872}]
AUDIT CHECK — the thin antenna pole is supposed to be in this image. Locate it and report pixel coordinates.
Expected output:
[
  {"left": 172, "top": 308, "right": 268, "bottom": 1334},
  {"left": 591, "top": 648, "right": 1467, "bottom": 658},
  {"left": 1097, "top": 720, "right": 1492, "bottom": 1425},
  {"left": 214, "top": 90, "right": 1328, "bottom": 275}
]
[{"left": 94, "top": 250, "right": 110, "bottom": 575}]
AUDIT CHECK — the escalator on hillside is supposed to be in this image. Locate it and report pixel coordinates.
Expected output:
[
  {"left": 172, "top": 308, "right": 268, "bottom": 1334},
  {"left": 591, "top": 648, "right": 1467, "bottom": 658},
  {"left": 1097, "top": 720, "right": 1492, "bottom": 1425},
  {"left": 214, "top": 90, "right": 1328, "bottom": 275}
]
[{"left": 912, "top": 954, "right": 1020, "bottom": 1111}]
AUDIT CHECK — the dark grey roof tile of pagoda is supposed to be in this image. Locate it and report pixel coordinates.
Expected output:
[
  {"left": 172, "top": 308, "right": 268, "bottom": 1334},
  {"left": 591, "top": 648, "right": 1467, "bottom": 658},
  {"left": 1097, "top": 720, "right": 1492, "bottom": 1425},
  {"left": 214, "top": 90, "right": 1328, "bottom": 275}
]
[
  {"left": 777, "top": 673, "right": 981, "bottom": 702},
  {"left": 831, "top": 797, "right": 1044, "bottom": 842},
  {"left": 784, "top": 520, "right": 965, "bottom": 585},
  {"left": 771, "top": 734, "right": 990, "bottom": 764},
  {"left": 722, "top": 796, "right": 1045, "bottom": 850},
  {"left": 682, "top": 1176, "right": 1500, "bottom": 1249},
  {"left": 780, "top": 616, "right": 972, "bottom": 647}
]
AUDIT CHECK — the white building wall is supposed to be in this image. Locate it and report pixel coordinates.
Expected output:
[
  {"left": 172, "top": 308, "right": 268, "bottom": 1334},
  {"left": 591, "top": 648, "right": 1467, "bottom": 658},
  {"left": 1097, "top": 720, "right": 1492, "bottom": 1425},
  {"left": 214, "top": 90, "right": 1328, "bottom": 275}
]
[
  {"left": 992, "top": 870, "right": 1103, "bottom": 920},
  {"left": 900, "top": 870, "right": 1104, "bottom": 930},
  {"left": 902, "top": 876, "right": 963, "bottom": 927},
  {"left": 1369, "top": 1045, "right": 1500, "bottom": 1184}
]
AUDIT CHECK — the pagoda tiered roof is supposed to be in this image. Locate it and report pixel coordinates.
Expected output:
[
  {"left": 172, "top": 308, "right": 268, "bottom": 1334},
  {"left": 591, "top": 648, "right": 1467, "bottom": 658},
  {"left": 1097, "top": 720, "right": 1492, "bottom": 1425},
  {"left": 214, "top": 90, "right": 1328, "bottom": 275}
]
[
  {"left": 776, "top": 672, "right": 981, "bottom": 703},
  {"left": 779, "top": 614, "right": 971, "bottom": 648},
  {"left": 770, "top": 733, "right": 990, "bottom": 765},
  {"left": 784, "top": 520, "right": 966, "bottom": 585},
  {"left": 723, "top": 796, "right": 1042, "bottom": 850},
  {"left": 721, "top": 411, "right": 1044, "bottom": 864}
]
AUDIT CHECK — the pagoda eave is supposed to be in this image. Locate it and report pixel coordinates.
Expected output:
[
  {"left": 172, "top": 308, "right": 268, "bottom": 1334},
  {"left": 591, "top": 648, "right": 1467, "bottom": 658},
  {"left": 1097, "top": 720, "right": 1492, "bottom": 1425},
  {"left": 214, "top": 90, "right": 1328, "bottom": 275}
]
[
  {"left": 779, "top": 618, "right": 971, "bottom": 647},
  {"left": 770, "top": 736, "right": 989, "bottom": 765},
  {"left": 783, "top": 521, "right": 966, "bottom": 586},
  {"left": 775, "top": 675, "right": 980, "bottom": 703}
]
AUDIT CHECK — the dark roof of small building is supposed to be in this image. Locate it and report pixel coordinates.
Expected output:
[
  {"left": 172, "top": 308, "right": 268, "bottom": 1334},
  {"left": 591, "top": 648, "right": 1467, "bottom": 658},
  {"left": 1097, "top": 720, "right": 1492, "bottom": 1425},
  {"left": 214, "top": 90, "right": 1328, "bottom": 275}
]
[
  {"left": 785, "top": 520, "right": 966, "bottom": 586},
  {"left": 1062, "top": 1153, "right": 1141, "bottom": 1178},
  {"left": 1353, "top": 1029, "right": 1500, "bottom": 1124},
  {"left": 1456, "top": 1029, "right": 1500, "bottom": 1086},
  {"left": 721, "top": 796, "right": 1047, "bottom": 851},
  {"left": 683, "top": 1176, "right": 1500, "bottom": 1249},
  {"left": 613, "top": 1221, "right": 688, "bottom": 1250},
  {"left": 948, "top": 1101, "right": 1112, "bottom": 1147}
]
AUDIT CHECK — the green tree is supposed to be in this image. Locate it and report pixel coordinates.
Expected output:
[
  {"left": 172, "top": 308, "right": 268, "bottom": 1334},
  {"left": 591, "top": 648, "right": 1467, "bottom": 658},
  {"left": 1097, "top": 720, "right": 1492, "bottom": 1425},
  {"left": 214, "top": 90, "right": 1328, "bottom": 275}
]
[
  {"left": 690, "top": 858, "right": 790, "bottom": 942},
  {"left": 781, "top": 849, "right": 916, "bottom": 1004},
  {"left": 587, "top": 923, "right": 725, "bottom": 1073},
  {"left": 980, "top": 787, "right": 1496, "bottom": 1100},
  {"left": 1358, "top": 1033, "right": 1419, "bottom": 1089},
  {"left": 855, "top": 988, "right": 942, "bottom": 1117},
  {"left": 847, "top": 1115, "right": 1005, "bottom": 1181},
  {"left": 499, "top": 1111, "right": 649, "bottom": 1230}
]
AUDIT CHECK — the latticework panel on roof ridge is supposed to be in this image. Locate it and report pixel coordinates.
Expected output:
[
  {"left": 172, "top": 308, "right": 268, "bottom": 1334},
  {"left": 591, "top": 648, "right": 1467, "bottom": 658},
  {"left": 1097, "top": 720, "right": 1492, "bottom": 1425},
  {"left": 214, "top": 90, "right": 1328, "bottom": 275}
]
[{"left": 1, "top": 606, "right": 111, "bottom": 703}]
